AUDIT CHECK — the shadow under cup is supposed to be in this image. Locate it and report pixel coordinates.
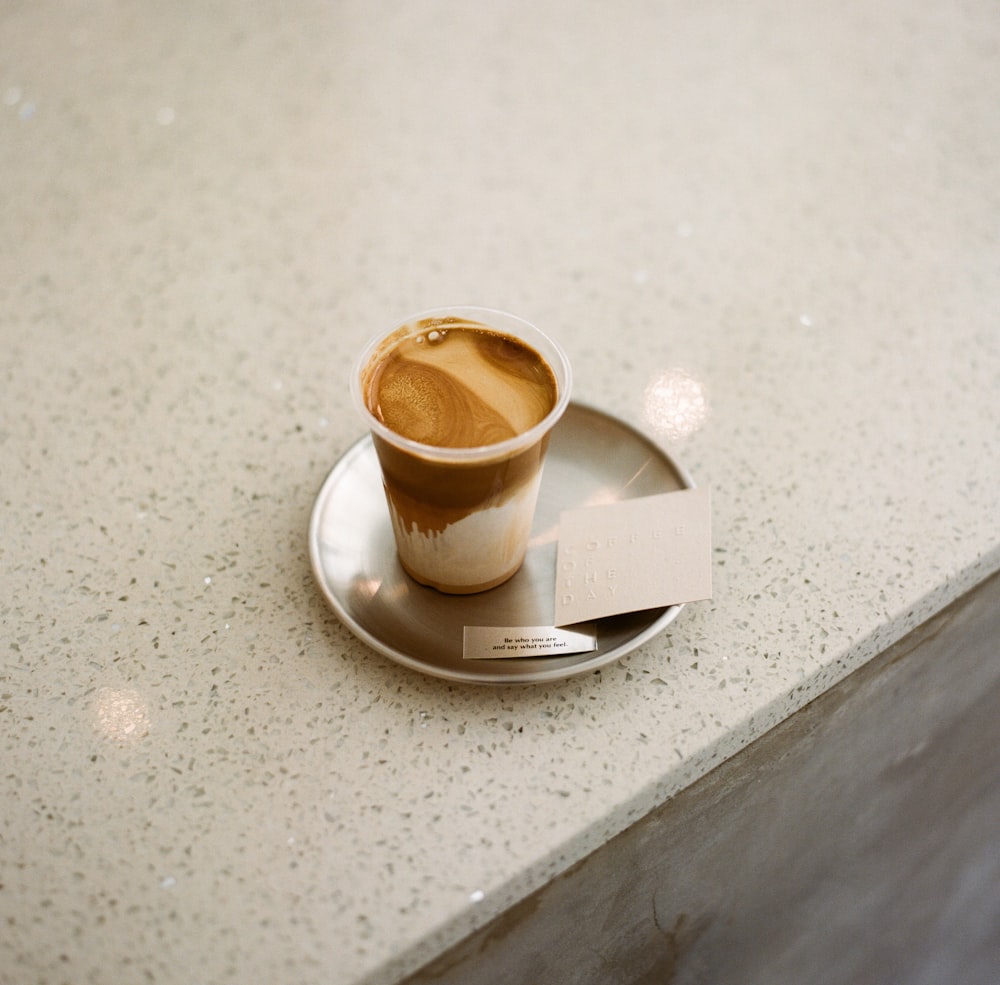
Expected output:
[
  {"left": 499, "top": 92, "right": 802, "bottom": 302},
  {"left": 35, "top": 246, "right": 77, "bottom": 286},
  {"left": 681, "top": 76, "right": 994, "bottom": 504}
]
[{"left": 350, "top": 307, "right": 572, "bottom": 594}]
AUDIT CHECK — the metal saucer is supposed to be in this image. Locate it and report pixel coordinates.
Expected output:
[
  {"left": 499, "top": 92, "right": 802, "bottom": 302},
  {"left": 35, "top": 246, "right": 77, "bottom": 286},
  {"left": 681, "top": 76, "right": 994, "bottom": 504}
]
[{"left": 308, "top": 402, "right": 695, "bottom": 684}]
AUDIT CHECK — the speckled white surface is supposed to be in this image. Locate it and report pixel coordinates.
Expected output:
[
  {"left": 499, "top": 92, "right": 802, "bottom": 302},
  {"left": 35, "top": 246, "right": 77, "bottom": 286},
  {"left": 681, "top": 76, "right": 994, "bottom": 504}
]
[{"left": 2, "top": 1, "right": 998, "bottom": 983}]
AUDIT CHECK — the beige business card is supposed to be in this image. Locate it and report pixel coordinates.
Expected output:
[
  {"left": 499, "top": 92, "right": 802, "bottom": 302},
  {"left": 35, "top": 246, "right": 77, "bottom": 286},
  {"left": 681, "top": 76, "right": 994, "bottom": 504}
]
[{"left": 554, "top": 487, "right": 712, "bottom": 626}]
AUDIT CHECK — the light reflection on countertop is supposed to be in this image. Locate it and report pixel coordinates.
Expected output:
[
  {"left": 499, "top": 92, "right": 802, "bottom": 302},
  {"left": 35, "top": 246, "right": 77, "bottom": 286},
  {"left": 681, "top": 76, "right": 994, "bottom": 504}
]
[
  {"left": 94, "top": 687, "right": 150, "bottom": 744},
  {"left": 642, "top": 367, "right": 710, "bottom": 443}
]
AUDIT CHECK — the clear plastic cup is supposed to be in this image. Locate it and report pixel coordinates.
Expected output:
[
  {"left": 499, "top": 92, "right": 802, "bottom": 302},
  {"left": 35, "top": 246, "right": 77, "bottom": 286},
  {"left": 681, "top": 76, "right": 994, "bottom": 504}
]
[{"left": 351, "top": 306, "right": 572, "bottom": 593}]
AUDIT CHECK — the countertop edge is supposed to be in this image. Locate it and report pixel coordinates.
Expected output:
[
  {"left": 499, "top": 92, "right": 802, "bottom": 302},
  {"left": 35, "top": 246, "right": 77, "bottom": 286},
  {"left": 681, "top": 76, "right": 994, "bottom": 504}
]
[{"left": 360, "top": 546, "right": 1000, "bottom": 985}]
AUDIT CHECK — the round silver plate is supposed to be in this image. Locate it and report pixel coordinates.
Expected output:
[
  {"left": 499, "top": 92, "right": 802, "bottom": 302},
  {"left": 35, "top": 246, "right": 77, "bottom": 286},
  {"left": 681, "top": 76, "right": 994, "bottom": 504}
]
[{"left": 308, "top": 402, "right": 695, "bottom": 684}]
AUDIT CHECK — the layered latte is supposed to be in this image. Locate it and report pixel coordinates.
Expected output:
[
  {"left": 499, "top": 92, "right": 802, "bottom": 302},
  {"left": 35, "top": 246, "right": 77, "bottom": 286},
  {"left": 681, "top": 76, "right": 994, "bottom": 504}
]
[{"left": 354, "top": 310, "right": 569, "bottom": 594}]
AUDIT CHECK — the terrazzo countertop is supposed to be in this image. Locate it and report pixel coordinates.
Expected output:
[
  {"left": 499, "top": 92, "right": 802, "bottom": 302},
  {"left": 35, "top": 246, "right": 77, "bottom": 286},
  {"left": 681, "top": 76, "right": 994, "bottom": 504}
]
[{"left": 3, "top": 1, "right": 999, "bottom": 983}]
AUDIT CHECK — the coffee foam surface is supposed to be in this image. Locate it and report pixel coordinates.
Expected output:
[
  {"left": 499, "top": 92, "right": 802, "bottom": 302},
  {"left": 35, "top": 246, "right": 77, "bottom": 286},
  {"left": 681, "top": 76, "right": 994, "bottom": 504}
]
[{"left": 368, "top": 323, "right": 557, "bottom": 448}]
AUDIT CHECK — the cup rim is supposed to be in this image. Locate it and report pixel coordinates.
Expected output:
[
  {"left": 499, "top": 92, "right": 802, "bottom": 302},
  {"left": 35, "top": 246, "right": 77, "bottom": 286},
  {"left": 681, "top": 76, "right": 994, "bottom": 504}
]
[{"left": 350, "top": 305, "right": 573, "bottom": 464}]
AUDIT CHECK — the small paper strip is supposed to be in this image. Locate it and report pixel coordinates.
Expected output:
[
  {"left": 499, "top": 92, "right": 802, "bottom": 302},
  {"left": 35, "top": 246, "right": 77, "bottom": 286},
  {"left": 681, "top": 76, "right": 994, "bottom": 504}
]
[{"left": 463, "top": 625, "right": 598, "bottom": 660}]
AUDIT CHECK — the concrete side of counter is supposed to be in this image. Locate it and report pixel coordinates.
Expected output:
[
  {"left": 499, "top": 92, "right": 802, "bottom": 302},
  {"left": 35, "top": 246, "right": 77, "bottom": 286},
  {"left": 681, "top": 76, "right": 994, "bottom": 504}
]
[{"left": 404, "top": 571, "right": 1000, "bottom": 985}]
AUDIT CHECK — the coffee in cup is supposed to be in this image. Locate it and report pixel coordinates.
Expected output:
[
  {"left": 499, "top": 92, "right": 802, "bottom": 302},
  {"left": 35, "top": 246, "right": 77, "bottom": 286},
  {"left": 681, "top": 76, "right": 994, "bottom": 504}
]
[{"left": 351, "top": 307, "right": 572, "bottom": 594}]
